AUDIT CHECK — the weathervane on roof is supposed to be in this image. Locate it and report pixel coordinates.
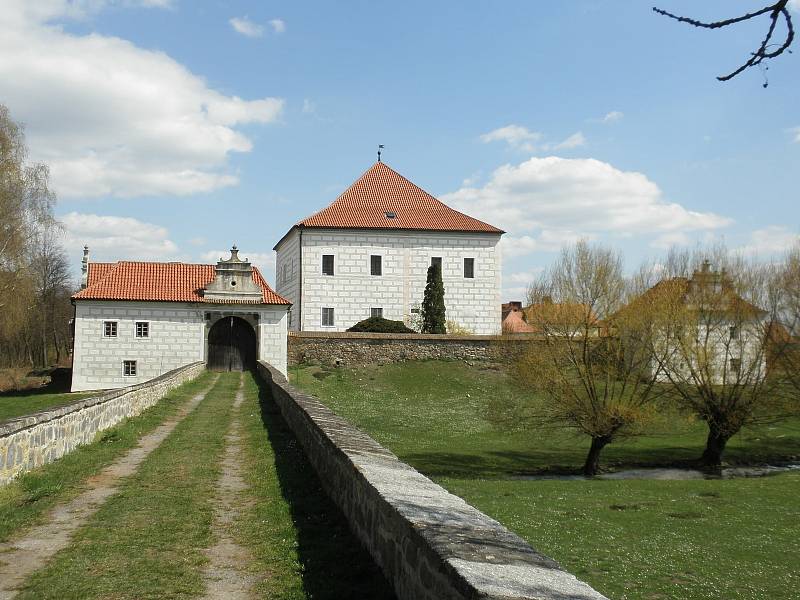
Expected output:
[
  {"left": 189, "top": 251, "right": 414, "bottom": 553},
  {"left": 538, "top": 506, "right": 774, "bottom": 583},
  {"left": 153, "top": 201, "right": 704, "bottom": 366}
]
[{"left": 377, "top": 144, "right": 384, "bottom": 162}]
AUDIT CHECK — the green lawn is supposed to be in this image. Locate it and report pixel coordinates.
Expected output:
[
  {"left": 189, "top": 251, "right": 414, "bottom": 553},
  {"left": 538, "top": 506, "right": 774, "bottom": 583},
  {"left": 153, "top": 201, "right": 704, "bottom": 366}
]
[
  {"left": 290, "top": 361, "right": 800, "bottom": 600},
  {"left": 0, "top": 391, "right": 95, "bottom": 424}
]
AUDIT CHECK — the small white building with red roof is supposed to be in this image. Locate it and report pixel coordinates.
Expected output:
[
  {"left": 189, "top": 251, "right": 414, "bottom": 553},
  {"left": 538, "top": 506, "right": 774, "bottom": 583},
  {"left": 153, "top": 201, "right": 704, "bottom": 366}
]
[
  {"left": 71, "top": 247, "right": 291, "bottom": 391},
  {"left": 274, "top": 161, "right": 504, "bottom": 334}
]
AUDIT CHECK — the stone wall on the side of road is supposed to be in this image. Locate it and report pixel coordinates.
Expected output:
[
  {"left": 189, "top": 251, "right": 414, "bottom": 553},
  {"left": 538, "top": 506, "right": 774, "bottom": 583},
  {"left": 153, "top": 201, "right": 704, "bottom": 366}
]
[
  {"left": 257, "top": 360, "right": 607, "bottom": 600},
  {"left": 288, "top": 331, "right": 542, "bottom": 366},
  {"left": 0, "top": 362, "right": 204, "bottom": 485}
]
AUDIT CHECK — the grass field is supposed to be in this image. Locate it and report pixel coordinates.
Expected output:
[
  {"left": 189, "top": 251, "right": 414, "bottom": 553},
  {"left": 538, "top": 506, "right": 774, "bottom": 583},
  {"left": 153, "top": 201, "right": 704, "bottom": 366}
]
[
  {"left": 290, "top": 360, "right": 800, "bottom": 600},
  {"left": 0, "top": 390, "right": 95, "bottom": 423}
]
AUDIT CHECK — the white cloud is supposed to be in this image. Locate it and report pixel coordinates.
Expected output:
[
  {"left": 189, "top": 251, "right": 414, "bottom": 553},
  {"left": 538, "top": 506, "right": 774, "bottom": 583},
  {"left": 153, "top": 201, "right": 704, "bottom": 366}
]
[
  {"left": 791, "top": 0, "right": 800, "bottom": 13},
  {"left": 302, "top": 99, "right": 316, "bottom": 114},
  {"left": 230, "top": 16, "right": 264, "bottom": 38},
  {"left": 443, "top": 157, "right": 731, "bottom": 258},
  {"left": 739, "top": 226, "right": 799, "bottom": 256},
  {"left": 789, "top": 126, "right": 800, "bottom": 143},
  {"left": 0, "top": 2, "right": 284, "bottom": 198},
  {"left": 480, "top": 125, "right": 542, "bottom": 152},
  {"left": 554, "top": 131, "right": 586, "bottom": 150},
  {"left": 507, "top": 269, "right": 543, "bottom": 284},
  {"left": 650, "top": 231, "right": 691, "bottom": 249},
  {"left": 62, "top": 212, "right": 179, "bottom": 262},
  {"left": 269, "top": 19, "right": 286, "bottom": 33},
  {"left": 601, "top": 111, "right": 624, "bottom": 123}
]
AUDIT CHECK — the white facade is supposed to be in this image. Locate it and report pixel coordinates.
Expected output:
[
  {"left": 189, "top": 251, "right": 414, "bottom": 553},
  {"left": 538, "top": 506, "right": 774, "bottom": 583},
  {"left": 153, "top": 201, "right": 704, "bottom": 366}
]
[
  {"left": 275, "top": 228, "right": 502, "bottom": 334},
  {"left": 72, "top": 300, "right": 288, "bottom": 391}
]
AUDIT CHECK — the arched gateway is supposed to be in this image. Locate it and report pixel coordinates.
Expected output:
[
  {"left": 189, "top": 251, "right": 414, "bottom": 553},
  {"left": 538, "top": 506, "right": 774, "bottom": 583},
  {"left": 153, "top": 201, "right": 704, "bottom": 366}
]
[{"left": 207, "top": 316, "right": 256, "bottom": 371}]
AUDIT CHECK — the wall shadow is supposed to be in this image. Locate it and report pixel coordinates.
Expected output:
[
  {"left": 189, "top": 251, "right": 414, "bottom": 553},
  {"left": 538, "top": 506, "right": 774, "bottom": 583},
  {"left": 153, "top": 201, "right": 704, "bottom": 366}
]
[{"left": 254, "top": 375, "right": 397, "bottom": 600}]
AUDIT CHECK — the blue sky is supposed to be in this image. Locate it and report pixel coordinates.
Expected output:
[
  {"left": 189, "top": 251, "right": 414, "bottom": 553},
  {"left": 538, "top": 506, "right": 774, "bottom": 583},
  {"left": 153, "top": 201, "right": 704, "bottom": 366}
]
[{"left": 1, "top": 0, "right": 798, "bottom": 299}]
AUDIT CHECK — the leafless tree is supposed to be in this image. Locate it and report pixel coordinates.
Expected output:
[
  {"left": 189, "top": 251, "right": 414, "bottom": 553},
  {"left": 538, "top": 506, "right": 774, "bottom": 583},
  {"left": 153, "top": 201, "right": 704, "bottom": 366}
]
[
  {"left": 653, "top": 2, "right": 795, "bottom": 85},
  {"left": 511, "top": 241, "right": 663, "bottom": 476}
]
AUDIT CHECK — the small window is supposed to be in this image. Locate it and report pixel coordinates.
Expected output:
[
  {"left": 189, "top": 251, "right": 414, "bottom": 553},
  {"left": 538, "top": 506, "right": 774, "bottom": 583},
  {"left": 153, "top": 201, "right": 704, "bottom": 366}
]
[
  {"left": 322, "top": 254, "right": 335, "bottom": 276},
  {"left": 371, "top": 307, "right": 383, "bottom": 319},
  {"left": 103, "top": 321, "right": 117, "bottom": 337},
  {"left": 282, "top": 264, "right": 288, "bottom": 283},
  {"left": 431, "top": 257, "right": 442, "bottom": 270},
  {"left": 135, "top": 321, "right": 149, "bottom": 338},
  {"left": 321, "top": 307, "right": 335, "bottom": 327},
  {"left": 730, "top": 358, "right": 741, "bottom": 375},
  {"left": 385, "top": 211, "right": 397, "bottom": 219},
  {"left": 464, "top": 257, "right": 475, "bottom": 279},
  {"left": 729, "top": 325, "right": 739, "bottom": 340},
  {"left": 370, "top": 255, "right": 382, "bottom": 276},
  {"left": 410, "top": 307, "right": 420, "bottom": 314},
  {"left": 123, "top": 360, "right": 137, "bottom": 377}
]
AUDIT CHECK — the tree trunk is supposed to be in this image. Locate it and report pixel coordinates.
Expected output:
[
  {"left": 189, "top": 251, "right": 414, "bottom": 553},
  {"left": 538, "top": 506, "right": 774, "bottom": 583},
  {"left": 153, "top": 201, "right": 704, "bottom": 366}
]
[
  {"left": 699, "top": 426, "right": 731, "bottom": 467},
  {"left": 583, "top": 436, "right": 611, "bottom": 476}
]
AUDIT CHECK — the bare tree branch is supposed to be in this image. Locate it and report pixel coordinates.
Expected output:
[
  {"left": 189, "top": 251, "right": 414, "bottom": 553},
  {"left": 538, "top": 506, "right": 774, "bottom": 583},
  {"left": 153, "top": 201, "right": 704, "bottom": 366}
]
[{"left": 653, "top": 2, "right": 794, "bottom": 84}]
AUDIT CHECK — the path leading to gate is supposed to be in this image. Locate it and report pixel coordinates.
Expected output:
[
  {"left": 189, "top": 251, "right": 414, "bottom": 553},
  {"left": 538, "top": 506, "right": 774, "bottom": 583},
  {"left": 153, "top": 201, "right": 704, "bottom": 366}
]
[
  {"left": 1, "top": 371, "right": 395, "bottom": 599},
  {"left": 202, "top": 376, "right": 257, "bottom": 599},
  {"left": 0, "top": 374, "right": 220, "bottom": 599}
]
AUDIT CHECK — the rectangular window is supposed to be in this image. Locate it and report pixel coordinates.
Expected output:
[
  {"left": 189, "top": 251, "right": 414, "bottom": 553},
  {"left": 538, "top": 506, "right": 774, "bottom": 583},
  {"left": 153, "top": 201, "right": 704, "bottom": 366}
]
[
  {"left": 322, "top": 254, "right": 335, "bottom": 276},
  {"left": 371, "top": 307, "right": 383, "bottom": 319},
  {"left": 321, "top": 307, "right": 335, "bottom": 327},
  {"left": 282, "top": 264, "right": 288, "bottom": 283},
  {"left": 103, "top": 321, "right": 117, "bottom": 337},
  {"left": 729, "top": 325, "right": 739, "bottom": 340},
  {"left": 123, "top": 360, "right": 137, "bottom": 377},
  {"left": 431, "top": 256, "right": 442, "bottom": 270},
  {"left": 464, "top": 257, "right": 475, "bottom": 279},
  {"left": 135, "top": 321, "right": 149, "bottom": 338},
  {"left": 730, "top": 358, "right": 741, "bottom": 375},
  {"left": 370, "top": 255, "right": 382, "bottom": 276}
]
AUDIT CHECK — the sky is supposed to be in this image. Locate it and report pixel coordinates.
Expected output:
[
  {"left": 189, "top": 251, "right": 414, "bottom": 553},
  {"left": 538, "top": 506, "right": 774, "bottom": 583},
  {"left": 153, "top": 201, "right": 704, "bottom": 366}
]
[{"left": 1, "top": 0, "right": 798, "bottom": 300}]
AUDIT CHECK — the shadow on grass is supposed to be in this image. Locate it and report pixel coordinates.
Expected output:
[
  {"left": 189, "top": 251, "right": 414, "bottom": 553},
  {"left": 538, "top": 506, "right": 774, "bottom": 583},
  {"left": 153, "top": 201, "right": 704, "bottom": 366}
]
[
  {"left": 254, "top": 375, "right": 397, "bottom": 600},
  {"left": 402, "top": 437, "right": 800, "bottom": 479},
  {"left": 0, "top": 367, "right": 73, "bottom": 397}
]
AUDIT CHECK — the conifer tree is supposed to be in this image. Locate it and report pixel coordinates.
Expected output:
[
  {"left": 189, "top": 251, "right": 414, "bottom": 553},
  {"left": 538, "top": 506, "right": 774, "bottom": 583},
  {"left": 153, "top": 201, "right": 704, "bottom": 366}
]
[{"left": 421, "top": 264, "right": 446, "bottom": 334}]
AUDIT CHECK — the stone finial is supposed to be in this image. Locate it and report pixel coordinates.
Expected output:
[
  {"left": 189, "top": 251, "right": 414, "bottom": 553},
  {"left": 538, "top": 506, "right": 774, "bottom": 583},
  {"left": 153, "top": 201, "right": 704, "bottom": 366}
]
[{"left": 80, "top": 245, "right": 89, "bottom": 289}]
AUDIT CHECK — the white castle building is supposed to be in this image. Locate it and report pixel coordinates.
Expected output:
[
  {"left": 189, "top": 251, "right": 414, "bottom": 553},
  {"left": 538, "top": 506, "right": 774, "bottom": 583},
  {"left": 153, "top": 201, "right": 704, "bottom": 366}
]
[
  {"left": 71, "top": 248, "right": 290, "bottom": 392},
  {"left": 274, "top": 162, "right": 504, "bottom": 334}
]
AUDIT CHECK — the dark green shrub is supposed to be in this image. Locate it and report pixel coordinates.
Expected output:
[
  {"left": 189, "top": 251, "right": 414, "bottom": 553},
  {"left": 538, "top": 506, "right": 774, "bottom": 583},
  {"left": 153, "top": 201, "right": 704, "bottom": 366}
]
[{"left": 347, "top": 317, "right": 415, "bottom": 333}]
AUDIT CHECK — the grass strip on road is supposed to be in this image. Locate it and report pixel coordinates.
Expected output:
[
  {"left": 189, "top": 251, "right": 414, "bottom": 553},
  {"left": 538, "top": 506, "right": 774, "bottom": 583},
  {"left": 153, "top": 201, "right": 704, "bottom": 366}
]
[
  {"left": 16, "top": 372, "right": 239, "bottom": 600},
  {"left": 234, "top": 371, "right": 396, "bottom": 599},
  {"left": 0, "top": 371, "right": 214, "bottom": 543}
]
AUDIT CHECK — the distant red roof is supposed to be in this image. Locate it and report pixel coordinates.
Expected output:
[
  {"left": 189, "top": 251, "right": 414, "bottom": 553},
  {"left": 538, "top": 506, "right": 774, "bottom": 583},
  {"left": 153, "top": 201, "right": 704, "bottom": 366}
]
[
  {"left": 275, "top": 162, "right": 503, "bottom": 248},
  {"left": 74, "top": 262, "right": 290, "bottom": 305}
]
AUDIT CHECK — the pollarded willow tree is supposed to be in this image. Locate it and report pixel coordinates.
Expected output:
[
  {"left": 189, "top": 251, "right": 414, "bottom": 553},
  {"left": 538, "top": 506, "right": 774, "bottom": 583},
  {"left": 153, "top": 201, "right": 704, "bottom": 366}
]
[
  {"left": 653, "top": 2, "right": 795, "bottom": 86},
  {"left": 513, "top": 241, "right": 664, "bottom": 476},
  {"left": 642, "top": 247, "right": 793, "bottom": 466}
]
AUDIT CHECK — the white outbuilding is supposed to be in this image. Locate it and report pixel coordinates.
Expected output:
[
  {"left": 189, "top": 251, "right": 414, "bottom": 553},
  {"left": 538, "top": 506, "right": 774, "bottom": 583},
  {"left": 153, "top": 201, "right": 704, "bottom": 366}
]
[
  {"left": 274, "top": 161, "right": 504, "bottom": 334},
  {"left": 70, "top": 247, "right": 291, "bottom": 392}
]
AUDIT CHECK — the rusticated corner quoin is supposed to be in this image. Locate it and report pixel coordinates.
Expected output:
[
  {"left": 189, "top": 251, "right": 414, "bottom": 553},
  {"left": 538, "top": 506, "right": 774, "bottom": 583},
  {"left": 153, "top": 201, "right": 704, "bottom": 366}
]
[{"left": 256, "top": 361, "right": 608, "bottom": 600}]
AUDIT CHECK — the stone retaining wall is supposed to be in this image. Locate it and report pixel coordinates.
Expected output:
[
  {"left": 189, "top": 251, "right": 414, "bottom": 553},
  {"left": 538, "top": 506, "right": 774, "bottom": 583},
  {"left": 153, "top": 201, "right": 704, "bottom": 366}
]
[
  {"left": 0, "top": 362, "right": 205, "bottom": 485},
  {"left": 257, "top": 361, "right": 607, "bottom": 600},
  {"left": 288, "top": 331, "right": 542, "bottom": 367}
]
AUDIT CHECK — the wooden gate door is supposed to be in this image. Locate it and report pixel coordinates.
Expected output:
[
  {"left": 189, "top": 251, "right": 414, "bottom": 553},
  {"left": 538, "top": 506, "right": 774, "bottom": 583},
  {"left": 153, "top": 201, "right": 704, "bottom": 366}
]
[{"left": 207, "top": 316, "right": 256, "bottom": 371}]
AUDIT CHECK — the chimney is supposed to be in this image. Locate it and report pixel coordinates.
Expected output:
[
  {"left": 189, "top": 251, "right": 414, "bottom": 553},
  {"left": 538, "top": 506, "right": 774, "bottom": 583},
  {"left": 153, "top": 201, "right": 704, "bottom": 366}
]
[{"left": 80, "top": 245, "right": 89, "bottom": 289}]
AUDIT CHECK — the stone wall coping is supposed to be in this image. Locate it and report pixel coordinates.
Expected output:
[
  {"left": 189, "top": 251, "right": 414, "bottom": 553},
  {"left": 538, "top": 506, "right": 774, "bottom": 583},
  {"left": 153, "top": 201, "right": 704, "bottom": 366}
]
[
  {"left": 258, "top": 360, "right": 607, "bottom": 600},
  {"left": 0, "top": 362, "right": 204, "bottom": 438},
  {"left": 288, "top": 331, "right": 544, "bottom": 341}
]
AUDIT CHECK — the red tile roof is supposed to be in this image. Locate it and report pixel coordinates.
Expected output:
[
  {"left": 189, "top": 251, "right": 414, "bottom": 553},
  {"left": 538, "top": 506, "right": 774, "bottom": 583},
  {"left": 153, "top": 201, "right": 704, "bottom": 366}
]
[
  {"left": 275, "top": 162, "right": 502, "bottom": 248},
  {"left": 74, "top": 262, "right": 290, "bottom": 305}
]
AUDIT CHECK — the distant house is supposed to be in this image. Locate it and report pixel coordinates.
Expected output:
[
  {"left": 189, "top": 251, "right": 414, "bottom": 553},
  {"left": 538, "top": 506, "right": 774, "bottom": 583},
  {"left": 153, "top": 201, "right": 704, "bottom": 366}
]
[
  {"left": 501, "top": 302, "right": 536, "bottom": 334},
  {"left": 71, "top": 247, "right": 290, "bottom": 392},
  {"left": 274, "top": 162, "right": 504, "bottom": 334},
  {"left": 522, "top": 297, "right": 600, "bottom": 336},
  {"left": 636, "top": 261, "right": 768, "bottom": 385}
]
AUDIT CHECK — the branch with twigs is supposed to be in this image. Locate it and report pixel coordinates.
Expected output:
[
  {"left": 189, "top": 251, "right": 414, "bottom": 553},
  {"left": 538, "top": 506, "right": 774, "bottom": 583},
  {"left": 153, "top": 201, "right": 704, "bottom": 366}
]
[{"left": 653, "top": 1, "right": 794, "bottom": 85}]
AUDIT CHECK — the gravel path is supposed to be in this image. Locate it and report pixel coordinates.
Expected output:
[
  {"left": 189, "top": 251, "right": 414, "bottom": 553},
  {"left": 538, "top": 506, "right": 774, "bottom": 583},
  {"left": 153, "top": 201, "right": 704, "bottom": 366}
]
[{"left": 0, "top": 375, "right": 219, "bottom": 600}]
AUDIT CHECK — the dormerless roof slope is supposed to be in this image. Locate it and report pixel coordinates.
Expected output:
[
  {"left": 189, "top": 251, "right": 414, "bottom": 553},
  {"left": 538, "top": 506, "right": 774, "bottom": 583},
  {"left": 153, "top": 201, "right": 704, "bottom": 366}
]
[
  {"left": 73, "top": 262, "right": 290, "bottom": 305},
  {"left": 274, "top": 162, "right": 503, "bottom": 249}
]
